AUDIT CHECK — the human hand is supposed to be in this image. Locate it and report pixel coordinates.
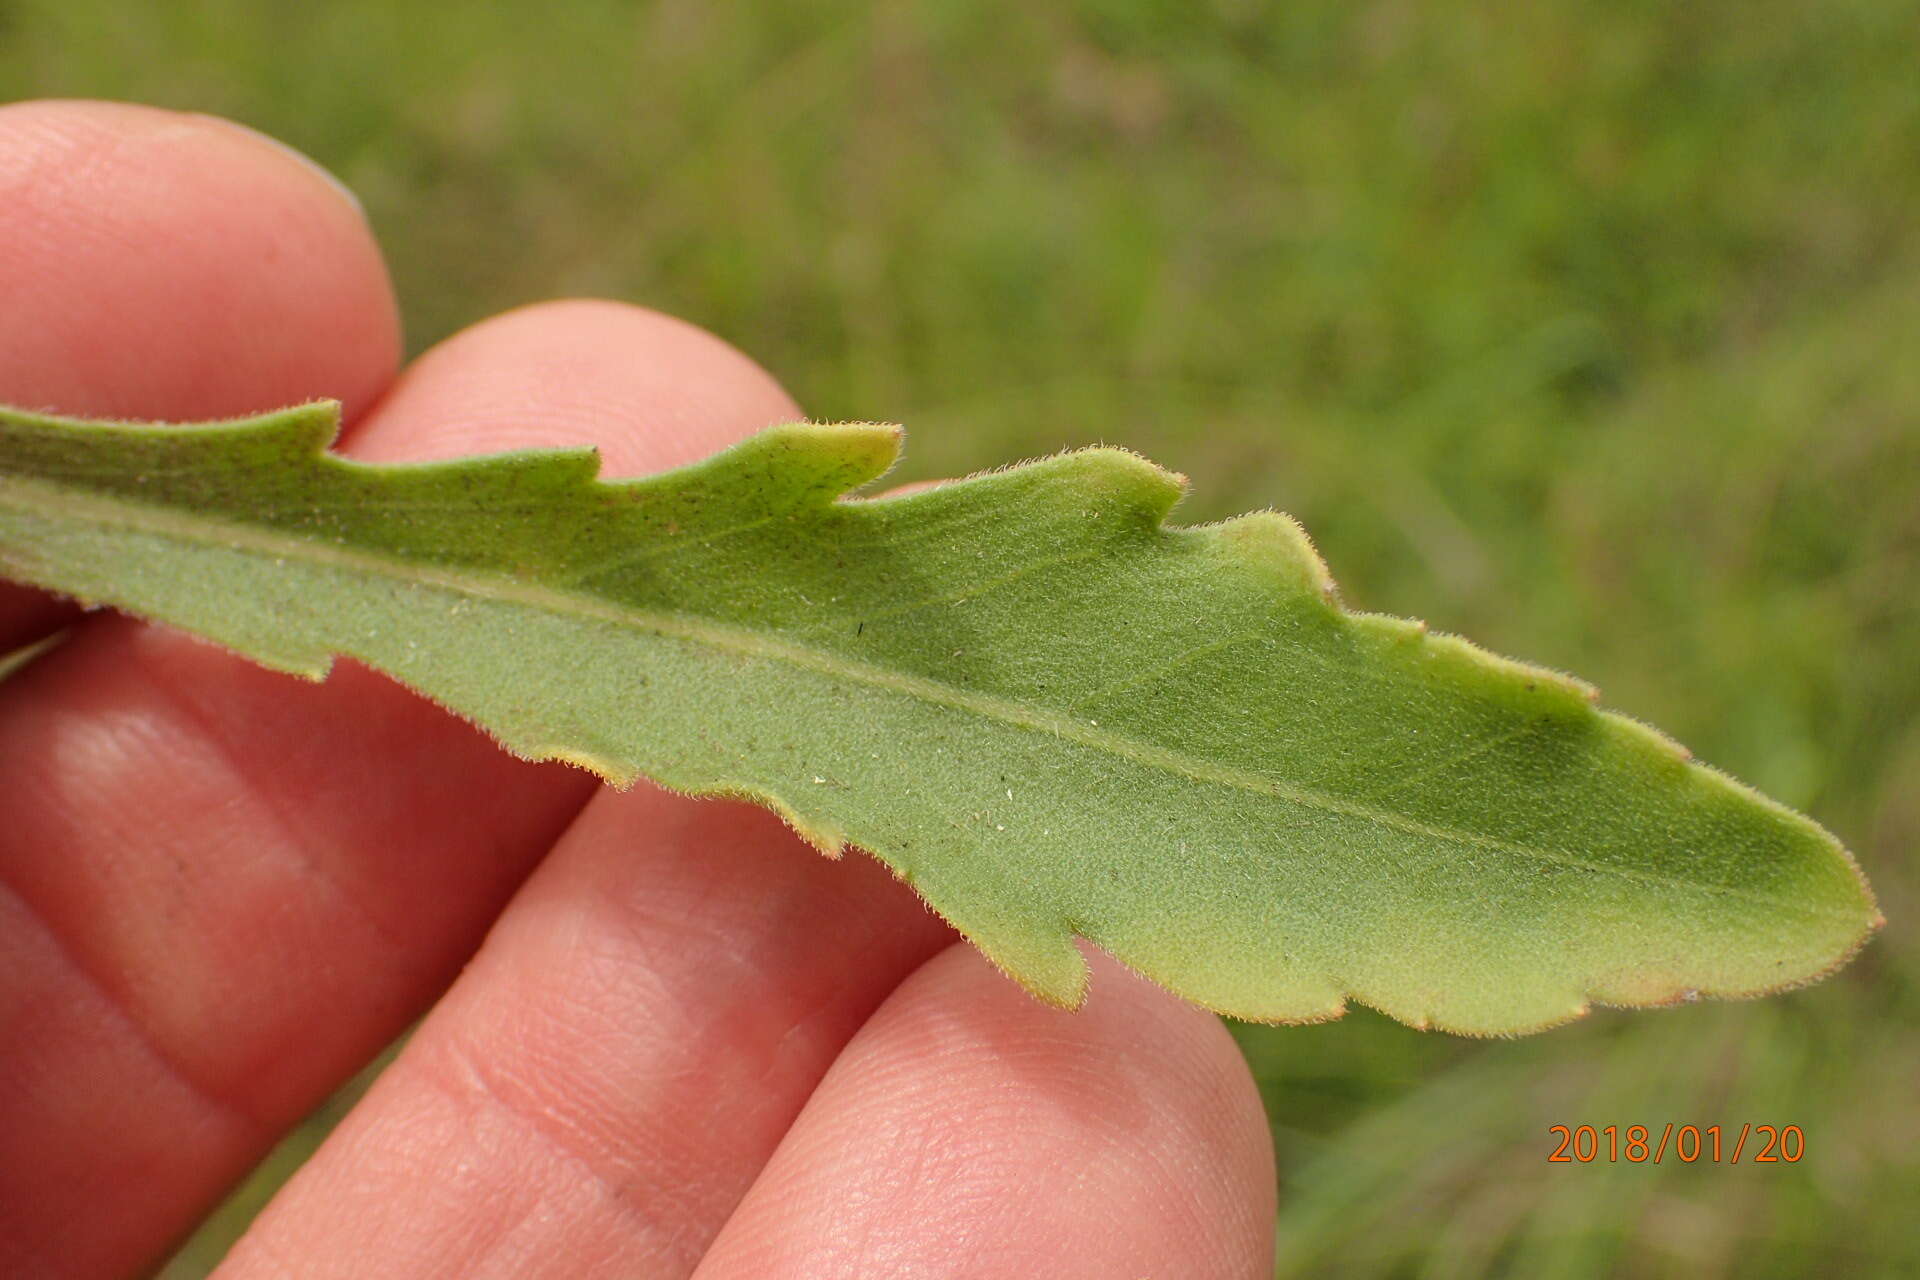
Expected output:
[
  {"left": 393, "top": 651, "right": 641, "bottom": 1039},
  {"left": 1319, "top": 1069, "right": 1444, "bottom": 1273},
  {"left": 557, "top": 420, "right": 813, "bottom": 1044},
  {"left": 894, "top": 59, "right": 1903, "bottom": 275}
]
[{"left": 0, "top": 101, "right": 1275, "bottom": 1279}]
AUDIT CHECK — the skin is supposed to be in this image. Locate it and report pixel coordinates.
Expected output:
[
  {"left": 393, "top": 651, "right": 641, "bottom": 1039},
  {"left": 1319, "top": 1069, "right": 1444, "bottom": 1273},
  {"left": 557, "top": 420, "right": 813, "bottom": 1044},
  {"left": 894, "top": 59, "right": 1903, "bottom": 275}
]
[{"left": 0, "top": 101, "right": 1276, "bottom": 1279}]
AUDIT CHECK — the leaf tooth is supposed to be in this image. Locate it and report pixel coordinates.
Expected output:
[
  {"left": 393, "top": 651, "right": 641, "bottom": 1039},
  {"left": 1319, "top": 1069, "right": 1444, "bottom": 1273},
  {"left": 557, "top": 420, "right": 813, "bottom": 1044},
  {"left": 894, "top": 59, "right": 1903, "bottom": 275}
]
[
  {"left": 1001, "top": 951, "right": 1092, "bottom": 1010},
  {"left": 1441, "top": 998, "right": 1592, "bottom": 1039},
  {"left": 532, "top": 744, "right": 640, "bottom": 789},
  {"left": 596, "top": 422, "right": 905, "bottom": 521},
  {"left": 704, "top": 781, "right": 849, "bottom": 858},
  {"left": 739, "top": 421, "right": 904, "bottom": 500},
  {"left": 1601, "top": 711, "right": 1698, "bottom": 764},
  {"left": 524, "top": 447, "right": 608, "bottom": 489},
  {"left": 904, "top": 899, "right": 1090, "bottom": 1010},
  {"left": 1413, "top": 628, "right": 1600, "bottom": 715},
  {"left": 260, "top": 399, "right": 347, "bottom": 455},
  {"left": 1357, "top": 612, "right": 1430, "bottom": 645},
  {"left": 1216, "top": 989, "right": 1350, "bottom": 1027},
  {"left": 1203, "top": 508, "right": 1339, "bottom": 600},
  {"left": 1045, "top": 445, "right": 1189, "bottom": 528},
  {"left": 59, "top": 397, "right": 346, "bottom": 447},
  {"left": 1198, "top": 487, "right": 1613, "bottom": 731}
]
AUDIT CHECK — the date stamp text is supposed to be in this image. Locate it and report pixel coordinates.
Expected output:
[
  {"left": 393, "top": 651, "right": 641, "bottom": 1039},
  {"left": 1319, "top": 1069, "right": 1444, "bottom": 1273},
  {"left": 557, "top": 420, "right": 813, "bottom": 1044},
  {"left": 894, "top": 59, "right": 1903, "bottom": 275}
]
[{"left": 1547, "top": 1124, "right": 1804, "bottom": 1165}]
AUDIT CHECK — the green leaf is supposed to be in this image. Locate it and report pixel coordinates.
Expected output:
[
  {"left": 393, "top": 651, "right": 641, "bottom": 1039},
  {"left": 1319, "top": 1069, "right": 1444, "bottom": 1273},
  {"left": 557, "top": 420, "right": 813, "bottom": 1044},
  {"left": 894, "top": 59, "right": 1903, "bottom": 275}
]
[{"left": 0, "top": 401, "right": 1880, "bottom": 1034}]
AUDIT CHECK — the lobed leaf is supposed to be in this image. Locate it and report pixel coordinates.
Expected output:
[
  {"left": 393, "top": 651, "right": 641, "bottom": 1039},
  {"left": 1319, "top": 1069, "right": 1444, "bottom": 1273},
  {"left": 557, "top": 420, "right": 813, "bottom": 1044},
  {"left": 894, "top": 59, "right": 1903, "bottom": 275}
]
[{"left": 0, "top": 402, "right": 1881, "bottom": 1034}]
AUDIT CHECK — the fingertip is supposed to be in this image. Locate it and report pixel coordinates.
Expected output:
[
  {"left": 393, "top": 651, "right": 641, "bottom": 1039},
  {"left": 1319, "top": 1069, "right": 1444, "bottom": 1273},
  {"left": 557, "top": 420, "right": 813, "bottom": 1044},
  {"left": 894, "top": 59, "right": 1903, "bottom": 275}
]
[
  {"left": 187, "top": 112, "right": 368, "bottom": 219},
  {"left": 699, "top": 943, "right": 1276, "bottom": 1278},
  {"left": 0, "top": 99, "right": 400, "bottom": 422},
  {"left": 344, "top": 298, "right": 803, "bottom": 474},
  {"left": 902, "top": 943, "right": 1278, "bottom": 1225}
]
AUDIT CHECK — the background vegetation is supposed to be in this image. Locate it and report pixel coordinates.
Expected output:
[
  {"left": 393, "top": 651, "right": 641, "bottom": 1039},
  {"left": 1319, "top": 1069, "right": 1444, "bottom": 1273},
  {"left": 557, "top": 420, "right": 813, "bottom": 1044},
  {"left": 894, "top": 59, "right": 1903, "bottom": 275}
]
[{"left": 6, "top": 1, "right": 1916, "bottom": 1274}]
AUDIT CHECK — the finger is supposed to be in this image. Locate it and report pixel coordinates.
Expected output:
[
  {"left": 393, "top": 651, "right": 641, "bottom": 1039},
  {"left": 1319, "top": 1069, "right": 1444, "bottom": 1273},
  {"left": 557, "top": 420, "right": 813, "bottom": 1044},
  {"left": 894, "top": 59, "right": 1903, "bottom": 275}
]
[
  {"left": 0, "top": 98, "right": 402, "bottom": 1276},
  {"left": 695, "top": 945, "right": 1277, "bottom": 1279},
  {"left": 0, "top": 299, "right": 801, "bottom": 1278},
  {"left": 215, "top": 789, "right": 955, "bottom": 1277},
  {"left": 0, "top": 98, "right": 399, "bottom": 651},
  {"left": 343, "top": 296, "right": 801, "bottom": 471}
]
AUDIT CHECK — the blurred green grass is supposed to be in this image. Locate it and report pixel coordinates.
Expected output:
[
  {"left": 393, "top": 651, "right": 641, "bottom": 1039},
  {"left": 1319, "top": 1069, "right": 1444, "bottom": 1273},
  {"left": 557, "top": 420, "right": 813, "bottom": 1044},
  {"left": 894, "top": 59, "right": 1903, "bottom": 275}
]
[{"left": 6, "top": 1, "right": 1915, "bottom": 1275}]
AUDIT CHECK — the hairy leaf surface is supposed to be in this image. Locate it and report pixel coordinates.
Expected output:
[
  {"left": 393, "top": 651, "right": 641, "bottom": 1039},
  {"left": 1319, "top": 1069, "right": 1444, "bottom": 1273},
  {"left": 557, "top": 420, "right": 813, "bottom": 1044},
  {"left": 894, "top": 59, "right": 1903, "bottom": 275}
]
[{"left": 0, "top": 402, "right": 1880, "bottom": 1034}]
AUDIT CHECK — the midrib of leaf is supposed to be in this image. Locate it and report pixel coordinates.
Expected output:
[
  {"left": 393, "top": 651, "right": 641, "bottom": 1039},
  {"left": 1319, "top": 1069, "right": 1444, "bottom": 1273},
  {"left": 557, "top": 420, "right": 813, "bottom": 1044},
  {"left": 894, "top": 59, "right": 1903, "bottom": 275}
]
[{"left": 0, "top": 469, "right": 1850, "bottom": 923}]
